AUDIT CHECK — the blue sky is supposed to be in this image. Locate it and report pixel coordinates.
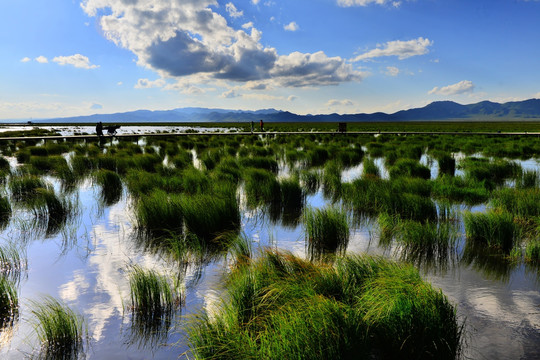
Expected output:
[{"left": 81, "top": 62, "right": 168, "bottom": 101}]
[{"left": 1, "top": 0, "right": 539, "bottom": 120}]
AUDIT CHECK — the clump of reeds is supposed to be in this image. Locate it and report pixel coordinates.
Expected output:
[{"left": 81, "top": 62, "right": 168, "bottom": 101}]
[
  {"left": 0, "top": 243, "right": 27, "bottom": 282},
  {"left": 29, "top": 188, "right": 76, "bottom": 236},
  {"left": 0, "top": 196, "right": 11, "bottom": 229},
  {"left": 431, "top": 175, "right": 489, "bottom": 205},
  {"left": 437, "top": 153, "right": 456, "bottom": 176},
  {"left": 239, "top": 156, "right": 279, "bottom": 173},
  {"left": 0, "top": 276, "right": 18, "bottom": 325},
  {"left": 389, "top": 158, "right": 431, "bottom": 180},
  {"left": 94, "top": 169, "right": 123, "bottom": 206},
  {"left": 180, "top": 185, "right": 240, "bottom": 241},
  {"left": 300, "top": 169, "right": 320, "bottom": 194},
  {"left": 244, "top": 168, "right": 280, "bottom": 208},
  {"left": 362, "top": 157, "right": 380, "bottom": 178},
  {"left": 135, "top": 190, "right": 183, "bottom": 237},
  {"left": 463, "top": 211, "right": 519, "bottom": 252},
  {"left": 322, "top": 160, "right": 343, "bottom": 199},
  {"left": 127, "top": 264, "right": 180, "bottom": 348},
  {"left": 491, "top": 188, "right": 540, "bottom": 218},
  {"left": 30, "top": 296, "right": 86, "bottom": 359},
  {"left": 304, "top": 206, "right": 349, "bottom": 260},
  {"left": 9, "top": 174, "right": 49, "bottom": 203},
  {"left": 525, "top": 239, "right": 540, "bottom": 262},
  {"left": 279, "top": 177, "right": 305, "bottom": 227},
  {"left": 518, "top": 170, "right": 539, "bottom": 188},
  {"left": 189, "top": 250, "right": 462, "bottom": 360}
]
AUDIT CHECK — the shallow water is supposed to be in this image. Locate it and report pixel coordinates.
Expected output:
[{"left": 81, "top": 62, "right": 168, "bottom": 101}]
[{"left": 0, "top": 136, "right": 538, "bottom": 359}]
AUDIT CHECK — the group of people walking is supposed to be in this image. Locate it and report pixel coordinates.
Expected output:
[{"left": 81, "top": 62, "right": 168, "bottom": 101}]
[{"left": 250, "top": 120, "right": 264, "bottom": 133}]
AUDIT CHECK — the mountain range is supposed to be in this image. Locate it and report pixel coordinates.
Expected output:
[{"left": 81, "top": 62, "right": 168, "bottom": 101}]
[{"left": 31, "top": 98, "right": 540, "bottom": 123}]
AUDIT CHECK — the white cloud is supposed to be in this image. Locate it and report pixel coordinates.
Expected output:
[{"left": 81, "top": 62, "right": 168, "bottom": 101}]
[
  {"left": 287, "top": 95, "right": 297, "bottom": 101},
  {"left": 385, "top": 66, "right": 400, "bottom": 76},
  {"left": 90, "top": 103, "right": 103, "bottom": 110},
  {"left": 242, "top": 22, "right": 254, "bottom": 29},
  {"left": 135, "top": 78, "right": 166, "bottom": 89},
  {"left": 82, "top": 0, "right": 362, "bottom": 88},
  {"left": 251, "top": 0, "right": 260, "bottom": 4},
  {"left": 221, "top": 89, "right": 239, "bottom": 98},
  {"left": 428, "top": 80, "right": 475, "bottom": 96},
  {"left": 35, "top": 56, "right": 48, "bottom": 63},
  {"left": 53, "top": 54, "right": 99, "bottom": 69},
  {"left": 284, "top": 21, "right": 299, "bottom": 31},
  {"left": 534, "top": 92, "right": 540, "bottom": 99},
  {"left": 226, "top": 2, "right": 243, "bottom": 18},
  {"left": 117, "top": 81, "right": 123, "bottom": 86},
  {"left": 20, "top": 57, "right": 31, "bottom": 63},
  {"left": 338, "top": 0, "right": 402, "bottom": 6},
  {"left": 327, "top": 99, "right": 354, "bottom": 107},
  {"left": 353, "top": 37, "right": 433, "bottom": 61}
]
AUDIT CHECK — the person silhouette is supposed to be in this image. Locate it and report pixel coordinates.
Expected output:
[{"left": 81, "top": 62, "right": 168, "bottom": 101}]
[{"left": 96, "top": 122, "right": 103, "bottom": 137}]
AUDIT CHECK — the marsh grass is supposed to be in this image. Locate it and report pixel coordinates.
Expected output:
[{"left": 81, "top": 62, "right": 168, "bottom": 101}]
[
  {"left": 180, "top": 186, "right": 240, "bottom": 242},
  {"left": 30, "top": 296, "right": 86, "bottom": 359},
  {"left": 362, "top": 157, "right": 380, "bottom": 178},
  {"left": 136, "top": 190, "right": 183, "bottom": 237},
  {"left": 437, "top": 154, "right": 456, "bottom": 176},
  {"left": 28, "top": 188, "right": 77, "bottom": 236},
  {"left": 461, "top": 157, "right": 521, "bottom": 187},
  {"left": 0, "top": 243, "right": 27, "bottom": 283},
  {"left": 244, "top": 168, "right": 280, "bottom": 208},
  {"left": 322, "top": 160, "right": 343, "bottom": 199},
  {"left": 94, "top": 169, "right": 123, "bottom": 206},
  {"left": 491, "top": 188, "right": 540, "bottom": 218},
  {"left": 304, "top": 206, "right": 349, "bottom": 260},
  {"left": 9, "top": 175, "right": 50, "bottom": 203},
  {"left": 0, "top": 276, "right": 18, "bottom": 326},
  {"left": 0, "top": 196, "right": 11, "bottom": 229},
  {"left": 128, "top": 265, "right": 179, "bottom": 348},
  {"left": 518, "top": 170, "right": 540, "bottom": 188},
  {"left": 299, "top": 169, "right": 320, "bottom": 194},
  {"left": 278, "top": 177, "right": 305, "bottom": 227},
  {"left": 389, "top": 158, "right": 431, "bottom": 180},
  {"left": 463, "top": 211, "right": 519, "bottom": 252},
  {"left": 431, "top": 175, "right": 489, "bottom": 205},
  {"left": 525, "top": 239, "right": 540, "bottom": 262},
  {"left": 189, "top": 251, "right": 462, "bottom": 360}
]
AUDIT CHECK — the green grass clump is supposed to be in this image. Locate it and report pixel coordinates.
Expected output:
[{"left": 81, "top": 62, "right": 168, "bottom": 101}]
[
  {"left": 0, "top": 243, "right": 26, "bottom": 281},
  {"left": 0, "top": 196, "right": 11, "bottom": 229},
  {"left": 431, "top": 175, "right": 489, "bottom": 205},
  {"left": 491, "top": 188, "right": 540, "bottom": 218},
  {"left": 322, "top": 160, "right": 342, "bottom": 198},
  {"left": 461, "top": 157, "right": 521, "bottom": 187},
  {"left": 94, "top": 169, "right": 123, "bottom": 206},
  {"left": 239, "top": 156, "right": 278, "bottom": 173},
  {"left": 389, "top": 158, "right": 431, "bottom": 180},
  {"left": 463, "top": 211, "right": 519, "bottom": 252},
  {"left": 278, "top": 177, "right": 305, "bottom": 227},
  {"left": 304, "top": 207, "right": 349, "bottom": 260},
  {"left": 189, "top": 251, "right": 461, "bottom": 360},
  {"left": 525, "top": 239, "right": 540, "bottom": 262},
  {"left": 135, "top": 190, "right": 183, "bottom": 237},
  {"left": 300, "top": 170, "right": 320, "bottom": 194},
  {"left": 518, "top": 170, "right": 540, "bottom": 188},
  {"left": 180, "top": 186, "right": 240, "bottom": 242},
  {"left": 29, "top": 188, "right": 76, "bottom": 236},
  {"left": 437, "top": 154, "right": 456, "bottom": 176},
  {"left": 30, "top": 296, "right": 85, "bottom": 358},
  {"left": 362, "top": 157, "right": 380, "bottom": 178},
  {"left": 0, "top": 277, "right": 18, "bottom": 325},
  {"left": 9, "top": 174, "right": 49, "bottom": 203},
  {"left": 244, "top": 168, "right": 280, "bottom": 208}
]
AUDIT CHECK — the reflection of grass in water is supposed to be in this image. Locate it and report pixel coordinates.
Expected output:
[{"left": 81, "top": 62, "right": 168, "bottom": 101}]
[
  {"left": 94, "top": 169, "right": 123, "bottom": 206},
  {"left": 461, "top": 241, "right": 518, "bottom": 282},
  {"left": 304, "top": 206, "right": 349, "bottom": 261},
  {"left": 190, "top": 250, "right": 462, "bottom": 360},
  {"left": 127, "top": 265, "right": 179, "bottom": 349},
  {"left": 30, "top": 296, "right": 86, "bottom": 360}
]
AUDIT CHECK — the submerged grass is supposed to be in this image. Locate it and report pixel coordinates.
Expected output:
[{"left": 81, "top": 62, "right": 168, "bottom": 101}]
[
  {"left": 0, "top": 276, "right": 18, "bottom": 326},
  {"left": 189, "top": 250, "right": 462, "bottom": 360},
  {"left": 30, "top": 296, "right": 86, "bottom": 359}
]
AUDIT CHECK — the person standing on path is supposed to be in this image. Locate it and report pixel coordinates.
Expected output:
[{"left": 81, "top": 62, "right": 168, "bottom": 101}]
[
  {"left": 259, "top": 119, "right": 264, "bottom": 132},
  {"left": 96, "top": 122, "right": 103, "bottom": 137}
]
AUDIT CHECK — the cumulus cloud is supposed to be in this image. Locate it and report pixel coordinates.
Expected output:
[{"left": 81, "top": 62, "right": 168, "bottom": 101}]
[
  {"left": 242, "top": 21, "right": 254, "bottom": 29},
  {"left": 53, "top": 54, "right": 99, "bottom": 69},
  {"left": 385, "top": 66, "right": 400, "bottom": 76},
  {"left": 338, "top": 0, "right": 402, "bottom": 6},
  {"left": 226, "top": 2, "right": 243, "bottom": 18},
  {"left": 353, "top": 37, "right": 433, "bottom": 61},
  {"left": 284, "top": 21, "right": 299, "bottom": 31},
  {"left": 35, "top": 56, "right": 48, "bottom": 63},
  {"left": 327, "top": 99, "right": 354, "bottom": 107},
  {"left": 20, "top": 57, "right": 31, "bottom": 63},
  {"left": 81, "top": 0, "right": 362, "bottom": 88},
  {"left": 135, "top": 78, "right": 166, "bottom": 89},
  {"left": 428, "top": 80, "right": 475, "bottom": 96},
  {"left": 221, "top": 89, "right": 239, "bottom": 98}
]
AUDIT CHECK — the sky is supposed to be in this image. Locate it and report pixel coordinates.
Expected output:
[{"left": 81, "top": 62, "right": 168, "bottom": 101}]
[{"left": 1, "top": 0, "right": 540, "bottom": 120}]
